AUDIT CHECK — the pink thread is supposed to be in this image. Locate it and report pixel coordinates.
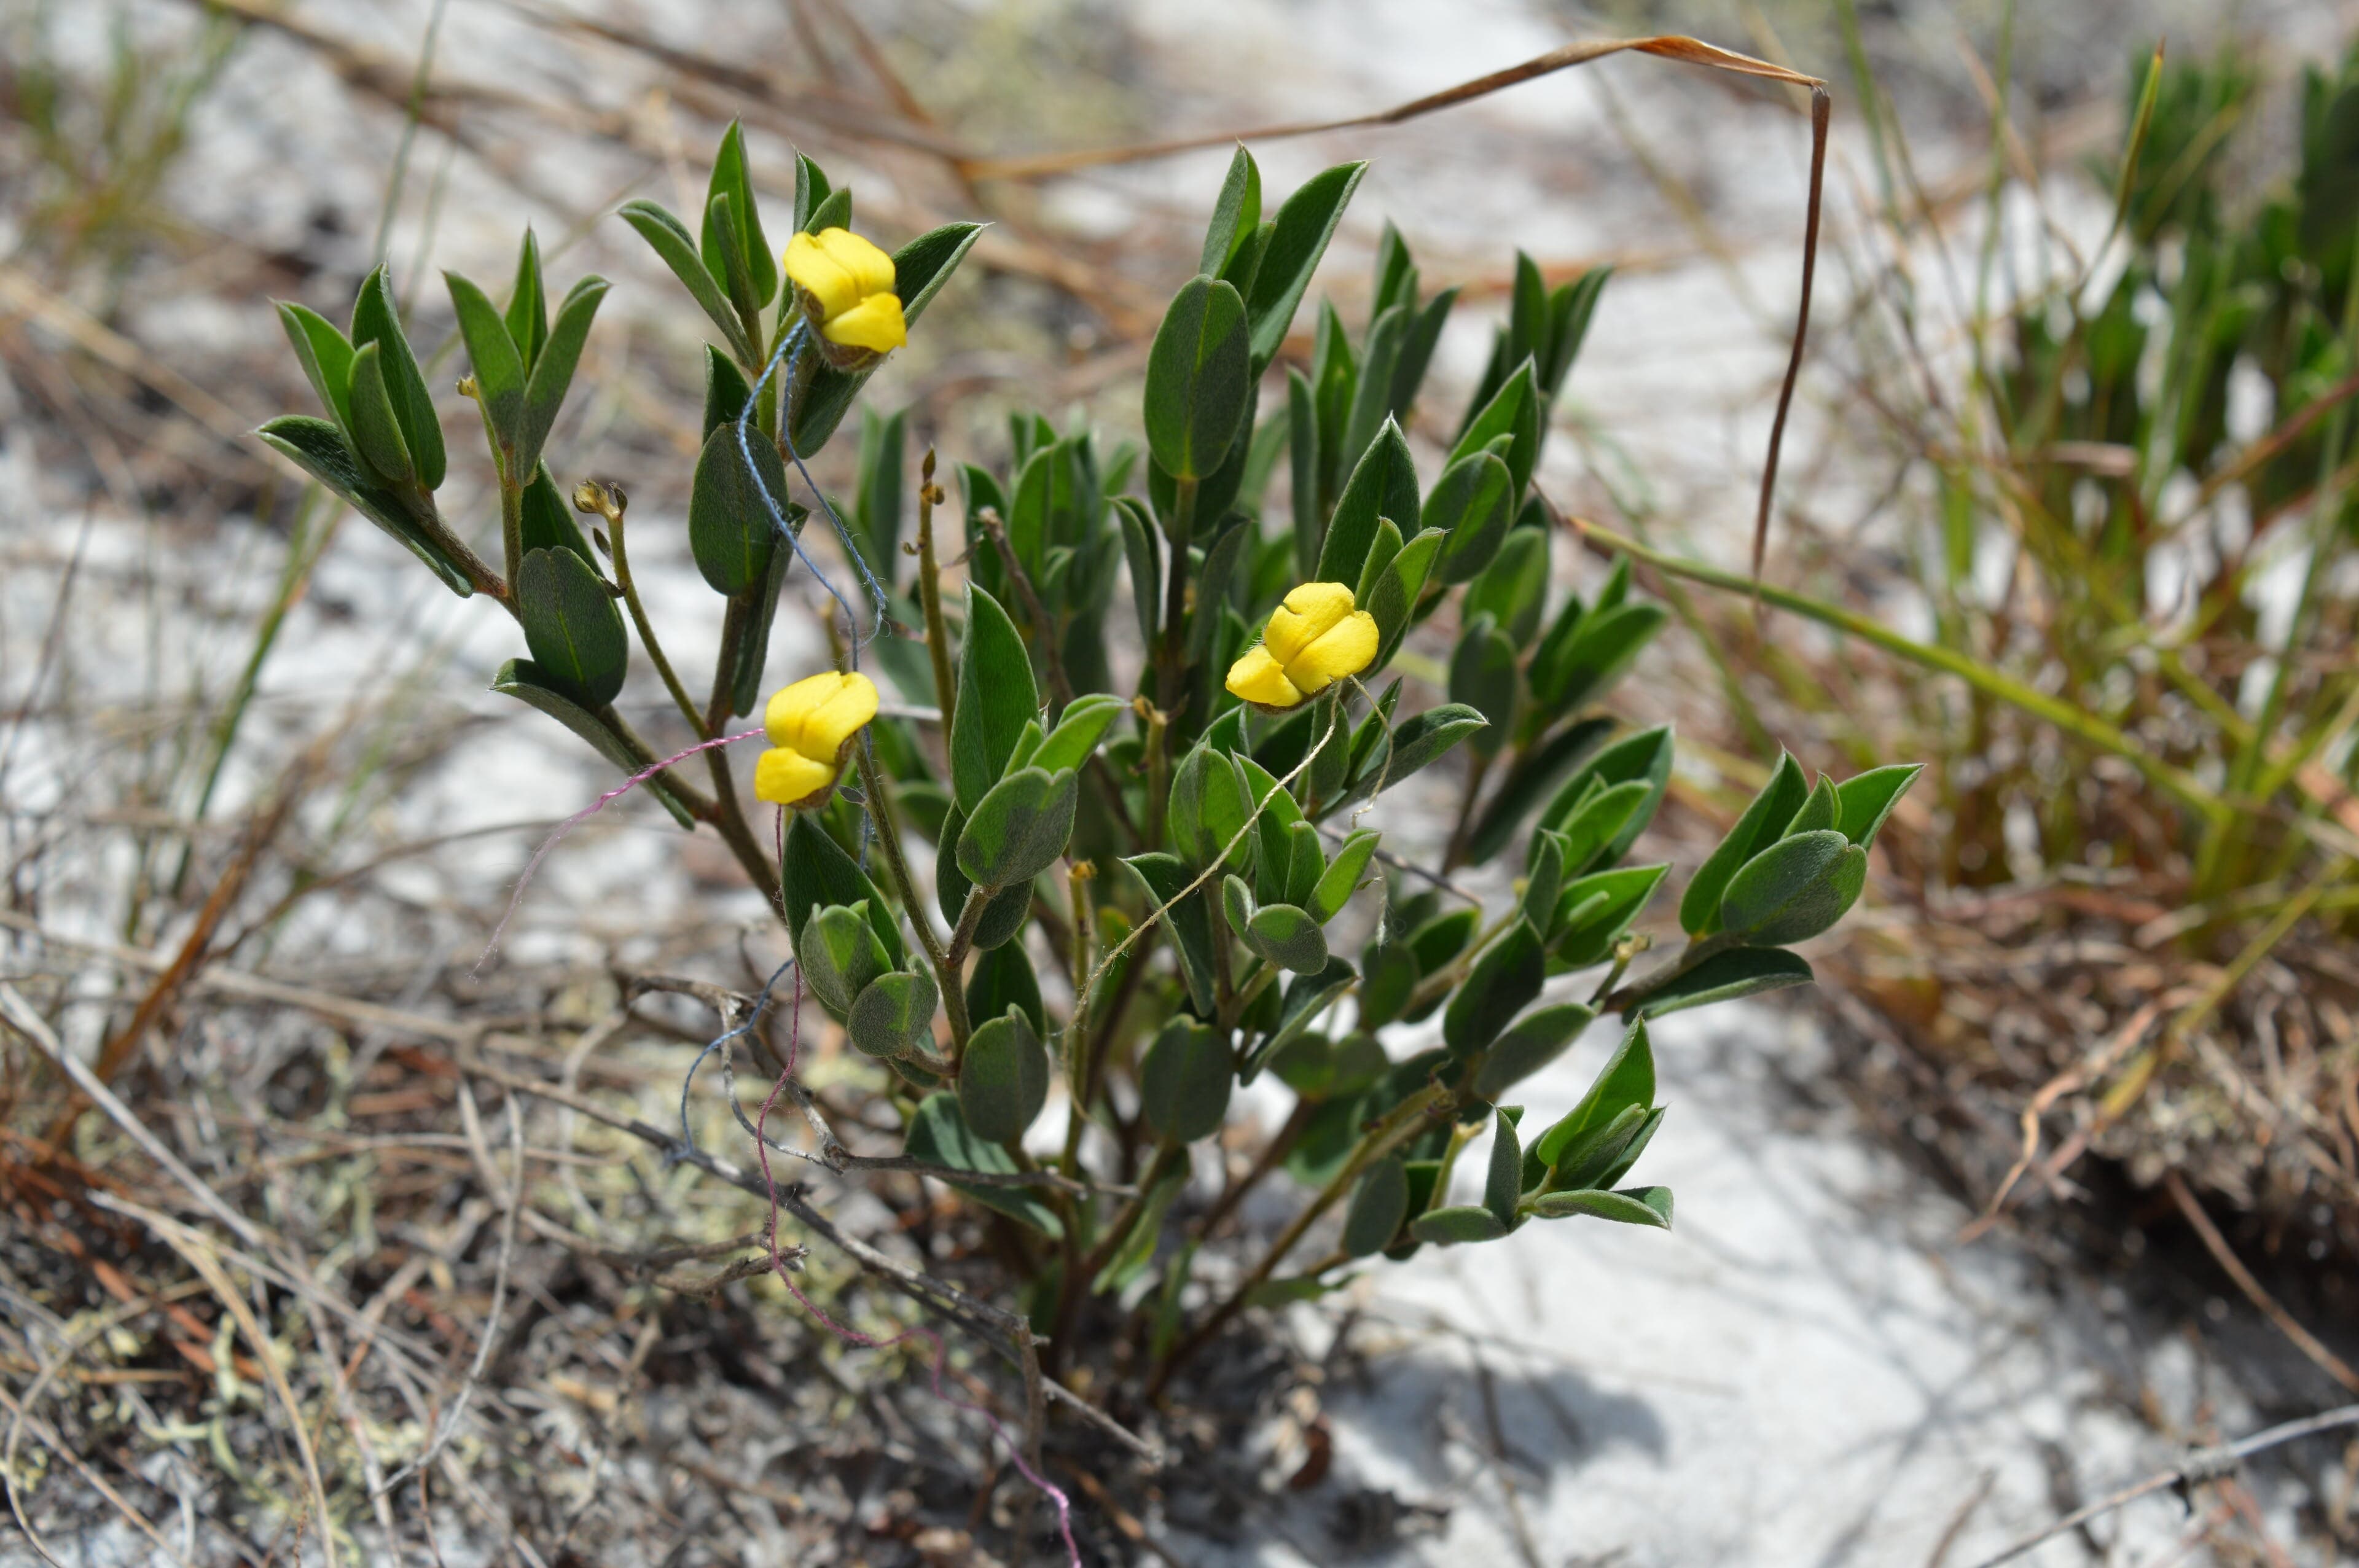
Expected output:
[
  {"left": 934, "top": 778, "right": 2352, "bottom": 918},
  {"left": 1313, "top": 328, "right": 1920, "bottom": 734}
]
[
  {"left": 472, "top": 727, "right": 767, "bottom": 973},
  {"left": 754, "top": 972, "right": 1083, "bottom": 1566}
]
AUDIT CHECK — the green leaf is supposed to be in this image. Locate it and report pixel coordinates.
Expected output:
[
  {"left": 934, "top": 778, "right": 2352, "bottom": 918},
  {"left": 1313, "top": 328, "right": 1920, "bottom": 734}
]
[
  {"left": 1245, "top": 902, "right": 1328, "bottom": 973},
  {"left": 1527, "top": 1185, "right": 1672, "bottom": 1228},
  {"left": 1785, "top": 774, "right": 1839, "bottom": 837},
  {"left": 515, "top": 546, "right": 627, "bottom": 706},
  {"left": 789, "top": 222, "right": 984, "bottom": 456},
  {"left": 1448, "top": 613, "right": 1518, "bottom": 754},
  {"left": 1425, "top": 450, "right": 1516, "bottom": 587},
  {"left": 792, "top": 151, "right": 832, "bottom": 230},
  {"left": 617, "top": 198, "right": 757, "bottom": 366},
  {"left": 729, "top": 542, "right": 795, "bottom": 719},
  {"left": 936, "top": 805, "right": 1033, "bottom": 952},
  {"left": 343, "top": 341, "right": 415, "bottom": 486},
  {"left": 1315, "top": 418, "right": 1418, "bottom": 587},
  {"left": 1119, "top": 853, "right": 1218, "bottom": 1015},
  {"left": 490, "top": 658, "right": 692, "bottom": 826},
  {"left": 1530, "top": 600, "right": 1667, "bottom": 710},
  {"left": 1245, "top": 956, "right": 1356, "bottom": 1082},
  {"left": 949, "top": 586, "right": 1041, "bottom": 813},
  {"left": 516, "top": 275, "right": 607, "bottom": 482},
  {"left": 1340, "top": 303, "right": 1409, "bottom": 475},
  {"left": 513, "top": 467, "right": 586, "bottom": 560},
  {"left": 1117, "top": 496, "right": 1161, "bottom": 647},
  {"left": 1245, "top": 161, "right": 1367, "bottom": 370},
  {"left": 799, "top": 902, "right": 891, "bottom": 1016},
  {"left": 1834, "top": 763, "right": 1923, "bottom": 850},
  {"left": 1093, "top": 1163, "right": 1187, "bottom": 1296},
  {"left": 1463, "top": 716, "right": 1614, "bottom": 866},
  {"left": 1483, "top": 1109, "right": 1523, "bottom": 1228},
  {"left": 1288, "top": 367, "right": 1322, "bottom": 579},
  {"left": 350, "top": 267, "right": 444, "bottom": 489},
  {"left": 1143, "top": 275, "right": 1253, "bottom": 482},
  {"left": 1382, "top": 703, "right": 1489, "bottom": 792},
  {"left": 778, "top": 813, "right": 902, "bottom": 961},
  {"left": 1546, "top": 1102, "right": 1649, "bottom": 1192},
  {"left": 276, "top": 302, "right": 354, "bottom": 434},
  {"left": 1462, "top": 527, "right": 1549, "bottom": 649},
  {"left": 1678, "top": 752, "right": 1809, "bottom": 937},
  {"left": 854, "top": 405, "right": 907, "bottom": 587},
  {"left": 802, "top": 186, "right": 851, "bottom": 236},
  {"left": 1033, "top": 693, "right": 1124, "bottom": 774},
  {"left": 845, "top": 969, "right": 940, "bottom": 1059},
  {"left": 1388, "top": 285, "right": 1459, "bottom": 419},
  {"left": 958, "top": 1007, "right": 1050, "bottom": 1142},
  {"left": 444, "top": 270, "right": 526, "bottom": 459},
  {"left": 504, "top": 229, "right": 548, "bottom": 370},
  {"left": 1342, "top": 1156, "right": 1409, "bottom": 1257},
  {"left": 1531, "top": 1020, "right": 1656, "bottom": 1170},
  {"left": 703, "top": 120, "right": 777, "bottom": 310},
  {"left": 701, "top": 343, "right": 753, "bottom": 440},
  {"left": 1409, "top": 1205, "right": 1509, "bottom": 1245},
  {"left": 256, "top": 416, "right": 472, "bottom": 597},
  {"left": 1630, "top": 947, "right": 1813, "bottom": 1018},
  {"left": 1538, "top": 725, "right": 1673, "bottom": 870},
  {"left": 1442, "top": 918, "right": 1544, "bottom": 1055},
  {"left": 965, "top": 941, "right": 1046, "bottom": 1040},
  {"left": 1188, "top": 515, "right": 1253, "bottom": 661},
  {"left": 1549, "top": 864, "right": 1669, "bottom": 970},
  {"left": 906, "top": 1093, "right": 1062, "bottom": 1236},
  {"left": 1199, "top": 146, "right": 1262, "bottom": 276},
  {"left": 1309, "top": 830, "right": 1379, "bottom": 923},
  {"left": 1473, "top": 1002, "right": 1595, "bottom": 1100},
  {"left": 1549, "top": 778, "right": 1658, "bottom": 879},
  {"left": 1141, "top": 1017, "right": 1232, "bottom": 1143},
  {"left": 1718, "top": 829, "right": 1866, "bottom": 946},
  {"left": 957, "top": 766, "right": 1078, "bottom": 889},
  {"left": 1449, "top": 359, "right": 1541, "bottom": 499},
  {"left": 686, "top": 421, "right": 785, "bottom": 595}
]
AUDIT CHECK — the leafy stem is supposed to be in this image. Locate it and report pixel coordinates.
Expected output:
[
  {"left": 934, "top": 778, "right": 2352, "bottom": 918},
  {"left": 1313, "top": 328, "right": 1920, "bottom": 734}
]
[
  {"left": 593, "top": 485, "right": 706, "bottom": 739},
  {"left": 1151, "top": 1080, "right": 1449, "bottom": 1397},
  {"left": 853, "top": 741, "right": 953, "bottom": 989}
]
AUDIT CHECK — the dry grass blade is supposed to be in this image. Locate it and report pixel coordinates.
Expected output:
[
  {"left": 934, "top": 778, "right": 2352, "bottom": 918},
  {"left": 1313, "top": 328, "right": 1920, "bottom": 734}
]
[
  {"left": 2163, "top": 1172, "right": 2359, "bottom": 1397},
  {"left": 961, "top": 35, "right": 1830, "bottom": 588}
]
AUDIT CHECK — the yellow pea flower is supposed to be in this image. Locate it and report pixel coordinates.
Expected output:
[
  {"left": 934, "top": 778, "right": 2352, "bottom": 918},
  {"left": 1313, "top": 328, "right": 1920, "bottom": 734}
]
[
  {"left": 783, "top": 228, "right": 907, "bottom": 367},
  {"left": 1225, "top": 582, "right": 1379, "bottom": 711},
  {"left": 754, "top": 670, "right": 880, "bottom": 808}
]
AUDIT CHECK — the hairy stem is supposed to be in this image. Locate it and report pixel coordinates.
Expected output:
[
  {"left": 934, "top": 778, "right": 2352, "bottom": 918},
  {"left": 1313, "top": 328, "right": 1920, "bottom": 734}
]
[
  {"left": 607, "top": 503, "right": 708, "bottom": 739},
  {"left": 914, "top": 453, "right": 958, "bottom": 739}
]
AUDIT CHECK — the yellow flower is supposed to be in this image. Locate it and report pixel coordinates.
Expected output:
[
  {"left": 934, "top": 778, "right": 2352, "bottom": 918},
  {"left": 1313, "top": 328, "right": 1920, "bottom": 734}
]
[
  {"left": 783, "top": 228, "right": 907, "bottom": 364},
  {"left": 754, "top": 670, "right": 880, "bottom": 808},
  {"left": 1226, "top": 582, "right": 1379, "bottom": 710}
]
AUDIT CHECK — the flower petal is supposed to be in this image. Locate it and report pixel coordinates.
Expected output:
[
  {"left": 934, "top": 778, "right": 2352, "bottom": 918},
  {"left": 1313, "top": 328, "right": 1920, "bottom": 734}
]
[
  {"left": 764, "top": 670, "right": 878, "bottom": 756},
  {"left": 784, "top": 232, "right": 859, "bottom": 321},
  {"left": 1288, "top": 609, "right": 1379, "bottom": 694},
  {"left": 822, "top": 292, "right": 907, "bottom": 354},
  {"left": 1262, "top": 581, "right": 1355, "bottom": 665},
  {"left": 813, "top": 228, "right": 898, "bottom": 298},
  {"left": 1225, "top": 645, "right": 1302, "bottom": 709},
  {"left": 754, "top": 747, "right": 839, "bottom": 808},
  {"left": 801, "top": 671, "right": 881, "bottom": 757}
]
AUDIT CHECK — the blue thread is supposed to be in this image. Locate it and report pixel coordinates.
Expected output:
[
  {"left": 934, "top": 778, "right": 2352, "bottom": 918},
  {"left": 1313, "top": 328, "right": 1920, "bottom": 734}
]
[
  {"left": 735, "top": 321, "right": 893, "bottom": 668},
  {"left": 678, "top": 956, "right": 797, "bottom": 1156}
]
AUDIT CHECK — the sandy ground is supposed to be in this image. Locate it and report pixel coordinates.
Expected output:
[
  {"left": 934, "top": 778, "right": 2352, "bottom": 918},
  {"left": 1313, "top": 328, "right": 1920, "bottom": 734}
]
[{"left": 6, "top": 1, "right": 2355, "bottom": 1564}]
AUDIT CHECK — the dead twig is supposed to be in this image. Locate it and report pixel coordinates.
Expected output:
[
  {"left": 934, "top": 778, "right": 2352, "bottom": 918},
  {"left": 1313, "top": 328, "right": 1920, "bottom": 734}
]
[{"left": 1969, "top": 1403, "right": 2359, "bottom": 1567}]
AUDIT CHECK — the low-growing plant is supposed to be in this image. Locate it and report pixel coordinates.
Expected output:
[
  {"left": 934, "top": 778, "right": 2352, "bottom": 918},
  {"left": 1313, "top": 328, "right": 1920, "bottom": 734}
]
[
  {"left": 1594, "top": 21, "right": 2359, "bottom": 1250},
  {"left": 259, "top": 124, "right": 1914, "bottom": 1400}
]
